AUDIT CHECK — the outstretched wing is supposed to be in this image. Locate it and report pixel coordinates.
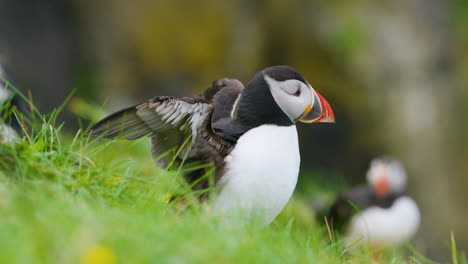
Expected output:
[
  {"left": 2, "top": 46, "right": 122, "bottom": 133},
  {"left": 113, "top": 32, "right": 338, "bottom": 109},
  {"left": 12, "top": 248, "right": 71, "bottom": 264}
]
[{"left": 90, "top": 96, "right": 233, "bottom": 169}]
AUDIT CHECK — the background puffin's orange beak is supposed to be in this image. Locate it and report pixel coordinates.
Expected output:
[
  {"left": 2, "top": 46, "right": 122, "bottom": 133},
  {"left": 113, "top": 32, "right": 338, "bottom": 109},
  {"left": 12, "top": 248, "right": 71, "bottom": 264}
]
[
  {"left": 299, "top": 89, "right": 335, "bottom": 123},
  {"left": 375, "top": 176, "right": 389, "bottom": 198}
]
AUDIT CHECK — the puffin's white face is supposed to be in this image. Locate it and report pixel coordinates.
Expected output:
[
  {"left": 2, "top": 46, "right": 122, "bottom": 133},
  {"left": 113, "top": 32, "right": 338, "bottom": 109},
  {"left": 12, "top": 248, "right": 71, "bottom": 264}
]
[
  {"left": 367, "top": 158, "right": 407, "bottom": 196},
  {"left": 264, "top": 74, "right": 314, "bottom": 122}
]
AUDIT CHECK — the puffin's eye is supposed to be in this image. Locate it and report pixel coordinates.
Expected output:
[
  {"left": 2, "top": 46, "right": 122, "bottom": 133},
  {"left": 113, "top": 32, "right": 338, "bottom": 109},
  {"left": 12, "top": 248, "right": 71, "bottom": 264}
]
[{"left": 293, "top": 88, "right": 301, "bottom": 97}]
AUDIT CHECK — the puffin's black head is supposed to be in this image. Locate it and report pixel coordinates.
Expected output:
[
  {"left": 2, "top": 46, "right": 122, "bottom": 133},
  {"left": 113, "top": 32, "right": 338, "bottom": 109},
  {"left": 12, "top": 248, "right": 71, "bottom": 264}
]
[{"left": 235, "top": 65, "right": 334, "bottom": 129}]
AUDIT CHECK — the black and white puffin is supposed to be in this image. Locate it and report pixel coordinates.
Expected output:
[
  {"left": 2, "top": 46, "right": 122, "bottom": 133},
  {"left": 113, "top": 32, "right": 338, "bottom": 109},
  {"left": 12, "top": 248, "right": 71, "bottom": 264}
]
[
  {"left": 325, "top": 157, "right": 420, "bottom": 248},
  {"left": 91, "top": 65, "right": 335, "bottom": 225}
]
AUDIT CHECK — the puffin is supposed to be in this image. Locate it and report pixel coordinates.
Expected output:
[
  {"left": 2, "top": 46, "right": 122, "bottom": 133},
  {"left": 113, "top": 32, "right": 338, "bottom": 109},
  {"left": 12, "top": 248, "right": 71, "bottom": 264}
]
[
  {"left": 90, "top": 65, "right": 335, "bottom": 225},
  {"left": 0, "top": 62, "right": 26, "bottom": 142},
  {"left": 324, "top": 157, "right": 420, "bottom": 249}
]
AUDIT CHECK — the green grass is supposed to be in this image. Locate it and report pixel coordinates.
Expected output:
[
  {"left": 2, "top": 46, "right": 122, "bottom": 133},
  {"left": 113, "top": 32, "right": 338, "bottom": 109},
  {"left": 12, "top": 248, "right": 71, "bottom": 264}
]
[{"left": 0, "top": 90, "right": 464, "bottom": 263}]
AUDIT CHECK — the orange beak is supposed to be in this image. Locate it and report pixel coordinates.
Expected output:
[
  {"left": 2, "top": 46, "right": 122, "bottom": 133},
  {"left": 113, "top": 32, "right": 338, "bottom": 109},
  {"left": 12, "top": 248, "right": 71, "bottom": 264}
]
[
  {"left": 375, "top": 176, "right": 389, "bottom": 198},
  {"left": 299, "top": 89, "right": 335, "bottom": 123}
]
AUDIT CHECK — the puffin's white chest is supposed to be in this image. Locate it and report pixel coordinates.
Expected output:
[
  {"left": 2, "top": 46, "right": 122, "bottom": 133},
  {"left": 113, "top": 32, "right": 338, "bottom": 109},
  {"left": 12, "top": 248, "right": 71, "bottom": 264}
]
[
  {"left": 346, "top": 196, "right": 421, "bottom": 248},
  {"left": 212, "top": 124, "right": 300, "bottom": 225}
]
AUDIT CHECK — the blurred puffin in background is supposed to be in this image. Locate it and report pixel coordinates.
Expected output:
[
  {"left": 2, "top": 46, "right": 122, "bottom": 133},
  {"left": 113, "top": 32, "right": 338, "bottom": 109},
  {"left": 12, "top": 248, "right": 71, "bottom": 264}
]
[
  {"left": 0, "top": 60, "right": 27, "bottom": 143},
  {"left": 91, "top": 65, "right": 335, "bottom": 225},
  {"left": 324, "top": 157, "right": 420, "bottom": 249}
]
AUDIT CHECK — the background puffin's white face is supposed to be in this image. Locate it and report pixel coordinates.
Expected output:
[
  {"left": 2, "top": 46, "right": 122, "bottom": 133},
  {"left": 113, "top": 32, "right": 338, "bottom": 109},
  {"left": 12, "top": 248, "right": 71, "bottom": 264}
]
[
  {"left": 367, "top": 158, "right": 407, "bottom": 193},
  {"left": 264, "top": 74, "right": 313, "bottom": 122}
]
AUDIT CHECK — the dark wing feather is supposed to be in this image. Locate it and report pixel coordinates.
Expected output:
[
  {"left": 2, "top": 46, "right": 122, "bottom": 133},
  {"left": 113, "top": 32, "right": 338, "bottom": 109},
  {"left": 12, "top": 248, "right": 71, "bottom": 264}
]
[
  {"left": 143, "top": 96, "right": 222, "bottom": 168},
  {"left": 209, "top": 78, "right": 245, "bottom": 143},
  {"left": 89, "top": 105, "right": 152, "bottom": 140},
  {"left": 210, "top": 78, "right": 244, "bottom": 123}
]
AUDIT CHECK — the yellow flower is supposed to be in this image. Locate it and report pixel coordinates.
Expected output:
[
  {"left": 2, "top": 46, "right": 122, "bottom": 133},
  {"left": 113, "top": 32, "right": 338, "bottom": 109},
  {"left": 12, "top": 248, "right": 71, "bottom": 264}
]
[
  {"left": 107, "top": 176, "right": 122, "bottom": 186},
  {"left": 81, "top": 244, "right": 117, "bottom": 264}
]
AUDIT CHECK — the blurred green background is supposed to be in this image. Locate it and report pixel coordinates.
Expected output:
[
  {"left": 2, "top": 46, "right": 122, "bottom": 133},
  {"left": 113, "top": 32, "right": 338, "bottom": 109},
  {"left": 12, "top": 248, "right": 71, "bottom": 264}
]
[{"left": 0, "top": 0, "right": 467, "bottom": 261}]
